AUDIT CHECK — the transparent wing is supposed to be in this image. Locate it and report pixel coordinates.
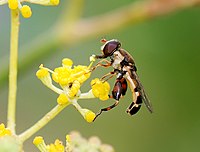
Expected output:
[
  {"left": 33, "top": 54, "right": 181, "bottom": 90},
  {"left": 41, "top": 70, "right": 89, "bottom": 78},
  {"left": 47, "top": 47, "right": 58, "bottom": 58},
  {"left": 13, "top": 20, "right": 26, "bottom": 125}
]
[{"left": 132, "top": 71, "right": 153, "bottom": 113}]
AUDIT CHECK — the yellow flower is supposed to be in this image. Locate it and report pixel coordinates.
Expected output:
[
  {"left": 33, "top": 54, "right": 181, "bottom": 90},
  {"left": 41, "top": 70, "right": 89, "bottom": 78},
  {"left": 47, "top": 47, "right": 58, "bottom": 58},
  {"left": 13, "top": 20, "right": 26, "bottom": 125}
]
[
  {"left": 62, "top": 58, "right": 73, "bottom": 68},
  {"left": 20, "top": 5, "right": 32, "bottom": 18},
  {"left": 66, "top": 135, "right": 71, "bottom": 143},
  {"left": 1, "top": 0, "right": 59, "bottom": 18},
  {"left": 85, "top": 110, "right": 96, "bottom": 123},
  {"left": 36, "top": 64, "right": 49, "bottom": 79},
  {"left": 36, "top": 57, "right": 98, "bottom": 122},
  {"left": 33, "top": 136, "right": 48, "bottom": 152},
  {"left": 57, "top": 93, "right": 69, "bottom": 105},
  {"left": 8, "top": 0, "right": 18, "bottom": 9},
  {"left": 91, "top": 78, "right": 110, "bottom": 101},
  {"left": 33, "top": 136, "right": 44, "bottom": 145},
  {"left": 68, "top": 80, "right": 80, "bottom": 98},
  {"left": 34, "top": 137, "right": 64, "bottom": 152},
  {"left": 47, "top": 139, "right": 64, "bottom": 152},
  {"left": 52, "top": 67, "right": 71, "bottom": 86},
  {"left": 36, "top": 64, "right": 54, "bottom": 90},
  {"left": 78, "top": 108, "right": 96, "bottom": 123},
  {"left": 0, "top": 123, "right": 12, "bottom": 137},
  {"left": 34, "top": 132, "right": 115, "bottom": 152},
  {"left": 50, "top": 0, "right": 59, "bottom": 6}
]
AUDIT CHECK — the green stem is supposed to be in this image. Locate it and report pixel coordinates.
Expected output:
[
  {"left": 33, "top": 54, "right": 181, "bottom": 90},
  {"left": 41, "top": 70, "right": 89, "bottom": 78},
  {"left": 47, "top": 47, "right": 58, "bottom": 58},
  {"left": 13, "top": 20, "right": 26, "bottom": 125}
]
[
  {"left": 19, "top": 104, "right": 70, "bottom": 143},
  {"left": 7, "top": 10, "right": 20, "bottom": 134}
]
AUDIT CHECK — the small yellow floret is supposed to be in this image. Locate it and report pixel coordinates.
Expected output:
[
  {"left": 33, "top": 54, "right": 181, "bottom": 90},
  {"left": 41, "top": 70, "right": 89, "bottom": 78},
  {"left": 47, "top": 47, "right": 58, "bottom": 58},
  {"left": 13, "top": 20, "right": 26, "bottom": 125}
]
[
  {"left": 3, "top": 129, "right": 11, "bottom": 136},
  {"left": 52, "top": 67, "right": 71, "bottom": 85},
  {"left": 76, "top": 73, "right": 90, "bottom": 84},
  {"left": 0, "top": 123, "right": 5, "bottom": 130},
  {"left": 70, "top": 65, "right": 91, "bottom": 84},
  {"left": 68, "top": 81, "right": 80, "bottom": 98},
  {"left": 50, "top": 0, "right": 60, "bottom": 5},
  {"left": 33, "top": 136, "right": 44, "bottom": 145},
  {"left": 21, "top": 5, "right": 32, "bottom": 18},
  {"left": 91, "top": 78, "right": 110, "bottom": 101},
  {"left": 99, "top": 95, "right": 109, "bottom": 101},
  {"left": 36, "top": 65, "right": 49, "bottom": 79},
  {"left": 8, "top": 0, "right": 18, "bottom": 10},
  {"left": 62, "top": 58, "right": 73, "bottom": 67},
  {"left": 47, "top": 139, "right": 64, "bottom": 152},
  {"left": 57, "top": 94, "right": 69, "bottom": 105},
  {"left": 85, "top": 110, "right": 96, "bottom": 123},
  {"left": 72, "top": 65, "right": 87, "bottom": 77},
  {"left": 0, "top": 123, "right": 12, "bottom": 137},
  {"left": 66, "top": 135, "right": 71, "bottom": 143}
]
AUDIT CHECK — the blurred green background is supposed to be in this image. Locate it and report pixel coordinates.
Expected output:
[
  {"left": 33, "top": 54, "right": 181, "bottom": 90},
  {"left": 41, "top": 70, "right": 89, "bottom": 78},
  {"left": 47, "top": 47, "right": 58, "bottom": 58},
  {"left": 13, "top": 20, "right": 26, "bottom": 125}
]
[{"left": 0, "top": 0, "right": 200, "bottom": 151}]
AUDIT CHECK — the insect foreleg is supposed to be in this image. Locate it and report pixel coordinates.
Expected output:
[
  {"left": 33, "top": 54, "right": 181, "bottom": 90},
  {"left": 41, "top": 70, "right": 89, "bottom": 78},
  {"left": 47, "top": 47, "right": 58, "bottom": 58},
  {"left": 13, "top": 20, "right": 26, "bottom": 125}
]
[{"left": 91, "top": 59, "right": 111, "bottom": 71}]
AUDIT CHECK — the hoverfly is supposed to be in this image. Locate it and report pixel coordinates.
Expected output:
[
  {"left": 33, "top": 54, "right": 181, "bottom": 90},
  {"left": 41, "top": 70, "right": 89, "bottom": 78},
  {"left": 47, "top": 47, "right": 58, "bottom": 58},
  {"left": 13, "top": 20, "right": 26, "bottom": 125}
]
[{"left": 92, "top": 39, "right": 153, "bottom": 121}]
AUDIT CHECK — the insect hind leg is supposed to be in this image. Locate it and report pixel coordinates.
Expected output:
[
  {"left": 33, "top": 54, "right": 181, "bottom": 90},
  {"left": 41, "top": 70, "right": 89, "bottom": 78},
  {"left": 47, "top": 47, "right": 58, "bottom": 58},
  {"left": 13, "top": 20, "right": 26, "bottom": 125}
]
[
  {"left": 93, "top": 100, "right": 119, "bottom": 121},
  {"left": 126, "top": 95, "right": 142, "bottom": 115}
]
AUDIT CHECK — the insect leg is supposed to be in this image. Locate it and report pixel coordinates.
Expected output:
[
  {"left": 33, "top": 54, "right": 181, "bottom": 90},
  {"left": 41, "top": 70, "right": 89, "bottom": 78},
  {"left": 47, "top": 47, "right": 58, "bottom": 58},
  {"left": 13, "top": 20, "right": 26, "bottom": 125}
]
[
  {"left": 91, "top": 59, "right": 111, "bottom": 71},
  {"left": 125, "top": 71, "right": 143, "bottom": 115},
  {"left": 126, "top": 91, "right": 142, "bottom": 115},
  {"left": 93, "top": 76, "right": 127, "bottom": 121},
  {"left": 93, "top": 100, "right": 119, "bottom": 121},
  {"left": 100, "top": 71, "right": 116, "bottom": 82}
]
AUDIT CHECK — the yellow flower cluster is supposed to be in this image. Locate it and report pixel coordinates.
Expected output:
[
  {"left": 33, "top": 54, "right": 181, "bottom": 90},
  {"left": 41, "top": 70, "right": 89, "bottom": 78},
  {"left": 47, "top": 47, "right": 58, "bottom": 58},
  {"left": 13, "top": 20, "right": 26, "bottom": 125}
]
[
  {"left": 33, "top": 136, "right": 69, "bottom": 152},
  {"left": 47, "top": 139, "right": 64, "bottom": 152},
  {"left": 0, "top": 123, "right": 11, "bottom": 137},
  {"left": 36, "top": 58, "right": 91, "bottom": 98},
  {"left": 91, "top": 78, "right": 110, "bottom": 101},
  {"left": 52, "top": 65, "right": 90, "bottom": 87},
  {"left": 36, "top": 56, "right": 112, "bottom": 122},
  {"left": 36, "top": 58, "right": 98, "bottom": 122},
  {"left": 3, "top": 0, "right": 60, "bottom": 18},
  {"left": 34, "top": 131, "right": 115, "bottom": 152}
]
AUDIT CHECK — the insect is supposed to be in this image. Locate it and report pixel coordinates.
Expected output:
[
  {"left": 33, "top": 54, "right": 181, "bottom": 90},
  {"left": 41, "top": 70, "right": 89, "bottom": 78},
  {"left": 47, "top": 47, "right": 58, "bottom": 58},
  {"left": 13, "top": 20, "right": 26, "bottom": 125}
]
[{"left": 92, "top": 39, "right": 153, "bottom": 121}]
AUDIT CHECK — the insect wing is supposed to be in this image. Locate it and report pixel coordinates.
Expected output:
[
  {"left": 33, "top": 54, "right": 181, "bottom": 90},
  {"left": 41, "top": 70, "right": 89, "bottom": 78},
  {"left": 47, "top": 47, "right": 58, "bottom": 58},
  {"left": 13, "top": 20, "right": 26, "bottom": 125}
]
[{"left": 132, "top": 71, "right": 153, "bottom": 113}]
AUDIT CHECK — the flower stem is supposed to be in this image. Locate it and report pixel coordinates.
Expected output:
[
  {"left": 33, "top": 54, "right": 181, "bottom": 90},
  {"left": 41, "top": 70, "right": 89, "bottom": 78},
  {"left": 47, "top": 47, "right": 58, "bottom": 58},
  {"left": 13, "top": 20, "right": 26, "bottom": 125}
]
[
  {"left": 7, "top": 10, "right": 20, "bottom": 134},
  {"left": 79, "top": 90, "right": 95, "bottom": 99},
  {"left": 19, "top": 104, "right": 70, "bottom": 143}
]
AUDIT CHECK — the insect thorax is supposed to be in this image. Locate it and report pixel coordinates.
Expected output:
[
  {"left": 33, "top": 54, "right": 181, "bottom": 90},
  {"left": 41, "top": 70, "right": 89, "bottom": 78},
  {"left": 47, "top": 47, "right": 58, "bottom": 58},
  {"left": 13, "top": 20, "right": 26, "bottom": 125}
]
[{"left": 111, "top": 51, "right": 124, "bottom": 69}]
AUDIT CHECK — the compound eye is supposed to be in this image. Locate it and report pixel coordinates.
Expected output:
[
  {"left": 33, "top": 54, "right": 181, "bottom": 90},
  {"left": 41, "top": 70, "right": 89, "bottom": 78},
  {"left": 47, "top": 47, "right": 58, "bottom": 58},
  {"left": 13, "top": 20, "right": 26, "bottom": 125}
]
[{"left": 103, "top": 40, "right": 121, "bottom": 56}]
